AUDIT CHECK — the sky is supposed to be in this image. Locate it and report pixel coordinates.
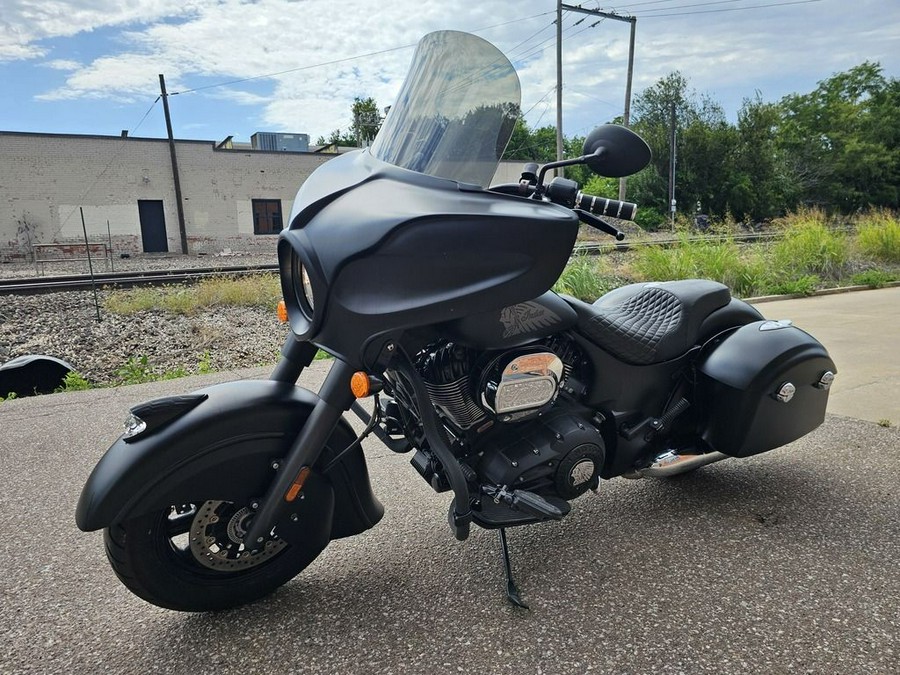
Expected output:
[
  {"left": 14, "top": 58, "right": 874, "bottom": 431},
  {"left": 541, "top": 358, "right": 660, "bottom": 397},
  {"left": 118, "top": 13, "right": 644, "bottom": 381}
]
[{"left": 1, "top": 0, "right": 898, "bottom": 146}]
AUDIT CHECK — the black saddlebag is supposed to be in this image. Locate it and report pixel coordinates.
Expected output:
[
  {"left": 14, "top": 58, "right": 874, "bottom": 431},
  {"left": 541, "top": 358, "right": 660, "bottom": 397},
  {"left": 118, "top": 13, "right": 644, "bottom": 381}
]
[{"left": 696, "top": 320, "right": 836, "bottom": 458}]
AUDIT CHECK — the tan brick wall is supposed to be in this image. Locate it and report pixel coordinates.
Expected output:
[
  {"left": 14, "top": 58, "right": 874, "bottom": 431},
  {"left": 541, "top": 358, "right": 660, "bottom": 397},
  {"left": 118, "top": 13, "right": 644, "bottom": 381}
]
[
  {"left": 0, "top": 132, "right": 330, "bottom": 260},
  {"left": 0, "top": 131, "right": 526, "bottom": 261}
]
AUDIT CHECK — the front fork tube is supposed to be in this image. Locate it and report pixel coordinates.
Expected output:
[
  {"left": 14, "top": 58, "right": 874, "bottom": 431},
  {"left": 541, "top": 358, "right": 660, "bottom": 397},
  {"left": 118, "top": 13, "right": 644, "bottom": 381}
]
[
  {"left": 242, "top": 344, "right": 357, "bottom": 547},
  {"left": 270, "top": 333, "right": 319, "bottom": 384}
]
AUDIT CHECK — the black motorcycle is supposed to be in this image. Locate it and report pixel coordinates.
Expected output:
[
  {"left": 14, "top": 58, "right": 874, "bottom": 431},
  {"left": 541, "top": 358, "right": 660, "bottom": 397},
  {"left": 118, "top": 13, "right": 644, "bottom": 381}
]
[{"left": 76, "top": 31, "right": 835, "bottom": 611}]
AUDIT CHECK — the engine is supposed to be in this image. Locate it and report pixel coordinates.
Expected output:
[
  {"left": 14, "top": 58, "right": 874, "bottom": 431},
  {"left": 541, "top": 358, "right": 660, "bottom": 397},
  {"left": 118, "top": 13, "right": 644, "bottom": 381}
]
[
  {"left": 407, "top": 337, "right": 605, "bottom": 503},
  {"left": 417, "top": 338, "right": 581, "bottom": 431}
]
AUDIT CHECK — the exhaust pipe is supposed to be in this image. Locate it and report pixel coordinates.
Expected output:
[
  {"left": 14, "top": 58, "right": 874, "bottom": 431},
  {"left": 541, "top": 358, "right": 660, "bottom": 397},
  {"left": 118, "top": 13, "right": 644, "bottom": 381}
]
[{"left": 625, "top": 449, "right": 729, "bottom": 479}]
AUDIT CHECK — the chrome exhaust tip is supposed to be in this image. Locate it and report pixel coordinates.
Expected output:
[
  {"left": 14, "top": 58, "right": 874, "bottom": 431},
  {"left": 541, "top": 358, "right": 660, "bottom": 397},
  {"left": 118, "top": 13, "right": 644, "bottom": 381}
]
[{"left": 624, "top": 449, "right": 729, "bottom": 479}]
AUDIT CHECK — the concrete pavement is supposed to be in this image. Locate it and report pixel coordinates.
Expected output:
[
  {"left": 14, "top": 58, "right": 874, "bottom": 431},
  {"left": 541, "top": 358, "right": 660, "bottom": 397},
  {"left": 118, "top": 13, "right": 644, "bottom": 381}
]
[
  {"left": 0, "top": 288, "right": 898, "bottom": 675},
  {"left": 753, "top": 286, "right": 900, "bottom": 425}
]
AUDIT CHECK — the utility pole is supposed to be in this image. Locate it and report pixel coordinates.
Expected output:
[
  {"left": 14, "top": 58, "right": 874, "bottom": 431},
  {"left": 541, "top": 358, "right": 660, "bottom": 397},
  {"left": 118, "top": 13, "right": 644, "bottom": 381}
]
[
  {"left": 555, "top": 1, "right": 564, "bottom": 169},
  {"left": 668, "top": 101, "right": 677, "bottom": 227},
  {"left": 619, "top": 17, "right": 637, "bottom": 201},
  {"left": 558, "top": 4, "right": 637, "bottom": 197},
  {"left": 159, "top": 74, "right": 189, "bottom": 254}
]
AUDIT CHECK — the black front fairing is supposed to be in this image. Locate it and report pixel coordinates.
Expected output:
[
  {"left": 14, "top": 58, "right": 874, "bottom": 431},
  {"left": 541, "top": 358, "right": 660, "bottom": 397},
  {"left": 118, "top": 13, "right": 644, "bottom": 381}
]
[
  {"left": 278, "top": 30, "right": 581, "bottom": 368},
  {"left": 278, "top": 150, "right": 580, "bottom": 368}
]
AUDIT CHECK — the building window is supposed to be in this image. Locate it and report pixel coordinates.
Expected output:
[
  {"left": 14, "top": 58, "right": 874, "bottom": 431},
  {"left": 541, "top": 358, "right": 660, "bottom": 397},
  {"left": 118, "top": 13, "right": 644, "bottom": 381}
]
[{"left": 252, "top": 199, "right": 283, "bottom": 234}]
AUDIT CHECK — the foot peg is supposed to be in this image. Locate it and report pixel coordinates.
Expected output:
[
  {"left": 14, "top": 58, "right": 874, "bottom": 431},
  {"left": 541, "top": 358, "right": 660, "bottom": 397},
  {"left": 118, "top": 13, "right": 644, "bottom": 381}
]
[{"left": 483, "top": 485, "right": 566, "bottom": 521}]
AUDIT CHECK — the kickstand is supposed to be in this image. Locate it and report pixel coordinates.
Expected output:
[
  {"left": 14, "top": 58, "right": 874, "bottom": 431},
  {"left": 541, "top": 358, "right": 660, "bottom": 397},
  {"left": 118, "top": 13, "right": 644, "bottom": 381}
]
[{"left": 498, "top": 528, "right": 529, "bottom": 609}]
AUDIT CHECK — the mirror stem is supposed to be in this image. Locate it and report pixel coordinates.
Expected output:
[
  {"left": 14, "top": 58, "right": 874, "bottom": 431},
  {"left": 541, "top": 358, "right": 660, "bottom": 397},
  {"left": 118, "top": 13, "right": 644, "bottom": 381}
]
[{"left": 536, "top": 156, "right": 587, "bottom": 191}]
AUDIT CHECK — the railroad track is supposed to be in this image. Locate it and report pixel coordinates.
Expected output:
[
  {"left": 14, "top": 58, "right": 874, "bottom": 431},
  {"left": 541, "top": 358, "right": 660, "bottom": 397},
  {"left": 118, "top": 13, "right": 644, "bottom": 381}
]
[
  {"left": 0, "top": 231, "right": 779, "bottom": 296},
  {"left": 0, "top": 264, "right": 279, "bottom": 295},
  {"left": 572, "top": 229, "right": 780, "bottom": 254}
]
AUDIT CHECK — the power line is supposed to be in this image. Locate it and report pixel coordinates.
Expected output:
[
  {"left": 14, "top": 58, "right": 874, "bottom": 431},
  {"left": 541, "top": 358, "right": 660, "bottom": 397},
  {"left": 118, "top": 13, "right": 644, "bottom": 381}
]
[
  {"left": 54, "top": 96, "right": 162, "bottom": 236},
  {"left": 506, "top": 13, "right": 595, "bottom": 66},
  {"left": 635, "top": 0, "right": 822, "bottom": 18},
  {"left": 522, "top": 84, "right": 560, "bottom": 118},
  {"left": 627, "top": 0, "right": 758, "bottom": 12},
  {"left": 170, "top": 45, "right": 415, "bottom": 96},
  {"left": 610, "top": 0, "right": 697, "bottom": 8},
  {"left": 170, "top": 10, "right": 557, "bottom": 97}
]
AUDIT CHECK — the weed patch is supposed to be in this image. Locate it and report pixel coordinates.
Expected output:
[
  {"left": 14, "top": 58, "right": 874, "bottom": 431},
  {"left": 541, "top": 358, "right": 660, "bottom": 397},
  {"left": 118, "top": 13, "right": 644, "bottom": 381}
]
[
  {"left": 553, "top": 255, "right": 614, "bottom": 301},
  {"left": 771, "top": 209, "right": 848, "bottom": 280},
  {"left": 850, "top": 269, "right": 897, "bottom": 288},
  {"left": 631, "top": 233, "right": 766, "bottom": 297},
  {"left": 856, "top": 210, "right": 900, "bottom": 263},
  {"left": 56, "top": 371, "right": 92, "bottom": 392},
  {"left": 105, "top": 274, "right": 282, "bottom": 315}
]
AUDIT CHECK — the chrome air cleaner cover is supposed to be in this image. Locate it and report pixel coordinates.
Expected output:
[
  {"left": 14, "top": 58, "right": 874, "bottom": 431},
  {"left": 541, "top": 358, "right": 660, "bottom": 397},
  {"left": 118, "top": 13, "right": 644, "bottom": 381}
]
[{"left": 481, "top": 351, "right": 564, "bottom": 417}]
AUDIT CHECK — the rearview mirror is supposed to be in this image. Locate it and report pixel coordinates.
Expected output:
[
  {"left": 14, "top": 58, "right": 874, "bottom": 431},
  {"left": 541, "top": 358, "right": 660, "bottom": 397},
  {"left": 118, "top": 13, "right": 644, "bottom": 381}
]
[{"left": 582, "top": 124, "right": 651, "bottom": 177}]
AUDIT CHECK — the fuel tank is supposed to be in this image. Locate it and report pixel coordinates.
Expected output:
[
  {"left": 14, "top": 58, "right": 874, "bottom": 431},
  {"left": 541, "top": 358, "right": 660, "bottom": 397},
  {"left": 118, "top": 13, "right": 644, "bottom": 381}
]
[{"left": 441, "top": 291, "right": 578, "bottom": 349}]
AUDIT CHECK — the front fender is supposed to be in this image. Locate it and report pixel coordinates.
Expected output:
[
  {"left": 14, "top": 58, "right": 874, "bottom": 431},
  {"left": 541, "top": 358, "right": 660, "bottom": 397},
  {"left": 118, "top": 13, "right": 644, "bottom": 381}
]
[{"left": 75, "top": 380, "right": 383, "bottom": 538}]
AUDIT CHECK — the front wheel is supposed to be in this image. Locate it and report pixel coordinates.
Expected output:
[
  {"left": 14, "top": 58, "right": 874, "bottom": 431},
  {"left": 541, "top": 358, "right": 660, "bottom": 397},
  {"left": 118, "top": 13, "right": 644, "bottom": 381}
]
[{"left": 104, "top": 499, "right": 328, "bottom": 611}]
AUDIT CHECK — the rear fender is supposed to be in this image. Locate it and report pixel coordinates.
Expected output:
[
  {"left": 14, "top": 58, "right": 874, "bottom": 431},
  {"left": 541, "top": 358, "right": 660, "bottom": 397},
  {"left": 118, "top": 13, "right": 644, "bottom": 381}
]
[{"left": 75, "top": 380, "right": 384, "bottom": 539}]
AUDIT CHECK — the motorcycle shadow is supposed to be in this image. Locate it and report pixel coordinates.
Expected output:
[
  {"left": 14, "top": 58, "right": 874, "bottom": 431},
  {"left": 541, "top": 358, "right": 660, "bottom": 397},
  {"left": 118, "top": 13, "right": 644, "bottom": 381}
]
[{"left": 132, "top": 440, "right": 896, "bottom": 673}]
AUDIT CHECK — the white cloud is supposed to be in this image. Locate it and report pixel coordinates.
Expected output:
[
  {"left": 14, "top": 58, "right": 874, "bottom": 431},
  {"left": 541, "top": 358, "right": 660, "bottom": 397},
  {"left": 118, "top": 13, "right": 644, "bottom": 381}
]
[
  {"left": 40, "top": 59, "right": 82, "bottom": 70},
  {"left": 5, "top": 0, "right": 900, "bottom": 140},
  {"left": 212, "top": 89, "right": 273, "bottom": 106}
]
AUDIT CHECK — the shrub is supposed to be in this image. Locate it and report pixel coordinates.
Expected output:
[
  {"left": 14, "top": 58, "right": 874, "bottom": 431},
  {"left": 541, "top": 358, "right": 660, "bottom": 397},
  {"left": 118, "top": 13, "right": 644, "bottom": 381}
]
[
  {"left": 765, "top": 274, "right": 821, "bottom": 296},
  {"left": 856, "top": 210, "right": 900, "bottom": 262},
  {"left": 116, "top": 355, "right": 154, "bottom": 385}
]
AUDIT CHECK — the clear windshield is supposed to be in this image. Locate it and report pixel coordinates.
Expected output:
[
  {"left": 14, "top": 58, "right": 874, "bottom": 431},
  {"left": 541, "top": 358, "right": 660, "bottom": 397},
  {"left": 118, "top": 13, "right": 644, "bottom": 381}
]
[{"left": 370, "top": 31, "right": 521, "bottom": 188}]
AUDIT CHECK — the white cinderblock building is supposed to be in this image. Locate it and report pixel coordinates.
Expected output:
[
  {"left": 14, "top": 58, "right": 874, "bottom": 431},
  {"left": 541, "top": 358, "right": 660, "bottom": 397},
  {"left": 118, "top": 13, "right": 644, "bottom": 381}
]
[
  {"left": 0, "top": 130, "right": 526, "bottom": 261},
  {"left": 0, "top": 131, "right": 331, "bottom": 260}
]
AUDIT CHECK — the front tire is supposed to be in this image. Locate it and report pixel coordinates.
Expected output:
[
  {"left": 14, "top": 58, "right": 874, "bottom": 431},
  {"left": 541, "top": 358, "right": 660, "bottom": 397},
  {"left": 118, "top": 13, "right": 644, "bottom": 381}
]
[{"left": 104, "top": 499, "right": 328, "bottom": 611}]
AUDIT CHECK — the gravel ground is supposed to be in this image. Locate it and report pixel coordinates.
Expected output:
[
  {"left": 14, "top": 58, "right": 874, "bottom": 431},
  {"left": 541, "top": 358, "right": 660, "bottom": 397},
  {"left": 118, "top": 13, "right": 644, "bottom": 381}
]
[{"left": 1, "top": 253, "right": 288, "bottom": 388}]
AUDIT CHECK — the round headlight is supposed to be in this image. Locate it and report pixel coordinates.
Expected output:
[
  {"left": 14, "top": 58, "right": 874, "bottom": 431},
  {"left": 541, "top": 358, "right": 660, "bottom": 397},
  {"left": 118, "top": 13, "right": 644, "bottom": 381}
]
[
  {"left": 300, "top": 264, "right": 315, "bottom": 311},
  {"left": 290, "top": 252, "right": 315, "bottom": 319}
]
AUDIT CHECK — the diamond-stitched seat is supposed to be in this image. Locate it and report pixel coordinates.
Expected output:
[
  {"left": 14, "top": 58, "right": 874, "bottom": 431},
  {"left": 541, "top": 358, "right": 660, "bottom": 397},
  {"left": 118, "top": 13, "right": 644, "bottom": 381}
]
[{"left": 573, "top": 280, "right": 731, "bottom": 364}]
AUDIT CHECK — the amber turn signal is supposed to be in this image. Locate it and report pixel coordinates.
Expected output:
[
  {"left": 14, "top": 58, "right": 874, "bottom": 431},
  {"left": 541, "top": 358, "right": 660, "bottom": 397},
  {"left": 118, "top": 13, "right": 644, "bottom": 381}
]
[
  {"left": 351, "top": 372, "right": 384, "bottom": 399},
  {"left": 351, "top": 372, "right": 372, "bottom": 399},
  {"left": 284, "top": 466, "right": 311, "bottom": 502},
  {"left": 277, "top": 299, "right": 288, "bottom": 323}
]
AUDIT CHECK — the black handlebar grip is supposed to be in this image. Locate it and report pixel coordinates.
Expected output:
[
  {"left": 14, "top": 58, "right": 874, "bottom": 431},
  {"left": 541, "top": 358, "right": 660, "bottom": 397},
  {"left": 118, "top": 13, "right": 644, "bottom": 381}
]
[{"left": 576, "top": 192, "right": 637, "bottom": 221}]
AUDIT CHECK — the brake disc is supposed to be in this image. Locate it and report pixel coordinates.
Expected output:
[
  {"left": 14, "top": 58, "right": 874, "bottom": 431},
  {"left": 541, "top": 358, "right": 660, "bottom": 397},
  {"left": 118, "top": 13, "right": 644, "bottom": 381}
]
[{"left": 187, "top": 500, "right": 288, "bottom": 571}]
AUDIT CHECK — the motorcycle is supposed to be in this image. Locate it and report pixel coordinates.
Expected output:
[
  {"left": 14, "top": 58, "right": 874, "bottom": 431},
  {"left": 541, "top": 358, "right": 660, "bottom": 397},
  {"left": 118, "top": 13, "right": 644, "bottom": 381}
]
[{"left": 76, "top": 30, "right": 836, "bottom": 611}]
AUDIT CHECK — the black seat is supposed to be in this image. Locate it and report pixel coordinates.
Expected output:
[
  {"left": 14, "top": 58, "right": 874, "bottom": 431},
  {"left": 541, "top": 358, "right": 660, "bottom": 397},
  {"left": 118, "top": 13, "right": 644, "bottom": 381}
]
[{"left": 570, "top": 280, "right": 732, "bottom": 364}]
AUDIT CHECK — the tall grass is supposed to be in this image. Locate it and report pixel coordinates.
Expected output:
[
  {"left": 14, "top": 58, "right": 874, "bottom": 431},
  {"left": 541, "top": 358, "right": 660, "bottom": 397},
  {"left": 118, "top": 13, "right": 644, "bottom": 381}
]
[
  {"left": 770, "top": 209, "right": 848, "bottom": 281},
  {"left": 105, "top": 273, "right": 283, "bottom": 315},
  {"left": 553, "top": 255, "right": 617, "bottom": 301},
  {"left": 856, "top": 209, "right": 900, "bottom": 262},
  {"left": 631, "top": 232, "right": 767, "bottom": 297}
]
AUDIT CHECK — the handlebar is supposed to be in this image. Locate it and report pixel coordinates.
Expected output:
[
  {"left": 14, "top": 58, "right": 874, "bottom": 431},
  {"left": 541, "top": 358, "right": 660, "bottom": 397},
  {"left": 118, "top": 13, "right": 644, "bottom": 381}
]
[
  {"left": 575, "top": 192, "right": 637, "bottom": 221},
  {"left": 488, "top": 180, "right": 635, "bottom": 241}
]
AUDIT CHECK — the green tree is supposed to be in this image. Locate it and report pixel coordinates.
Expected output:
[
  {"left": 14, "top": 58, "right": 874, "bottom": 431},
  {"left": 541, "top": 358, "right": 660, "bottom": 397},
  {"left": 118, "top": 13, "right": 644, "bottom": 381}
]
[
  {"left": 315, "top": 96, "right": 383, "bottom": 147},
  {"left": 352, "top": 96, "right": 383, "bottom": 146},
  {"left": 726, "top": 94, "right": 785, "bottom": 221},
  {"left": 501, "top": 119, "right": 594, "bottom": 185},
  {"left": 502, "top": 118, "right": 558, "bottom": 162},
  {"left": 629, "top": 71, "right": 737, "bottom": 222},
  {"left": 776, "top": 62, "right": 900, "bottom": 210}
]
